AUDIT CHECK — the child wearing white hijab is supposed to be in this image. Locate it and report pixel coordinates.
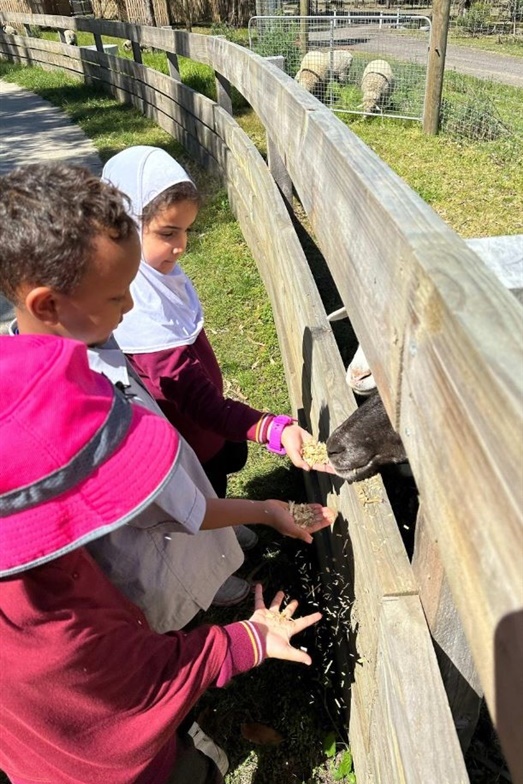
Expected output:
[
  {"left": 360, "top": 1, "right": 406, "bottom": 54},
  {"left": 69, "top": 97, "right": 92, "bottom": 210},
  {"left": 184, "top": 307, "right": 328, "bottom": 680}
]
[{"left": 105, "top": 146, "right": 331, "bottom": 497}]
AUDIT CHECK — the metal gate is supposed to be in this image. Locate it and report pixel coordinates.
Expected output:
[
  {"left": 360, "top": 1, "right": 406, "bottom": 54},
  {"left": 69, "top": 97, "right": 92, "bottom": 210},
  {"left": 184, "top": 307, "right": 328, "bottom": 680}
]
[{"left": 248, "top": 14, "right": 432, "bottom": 121}]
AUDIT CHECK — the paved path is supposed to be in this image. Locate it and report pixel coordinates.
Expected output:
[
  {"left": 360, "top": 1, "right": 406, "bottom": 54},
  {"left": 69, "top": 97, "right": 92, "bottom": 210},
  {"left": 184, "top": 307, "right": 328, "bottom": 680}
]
[
  {"left": 0, "top": 79, "right": 101, "bottom": 175},
  {"left": 0, "top": 79, "right": 102, "bottom": 331}
]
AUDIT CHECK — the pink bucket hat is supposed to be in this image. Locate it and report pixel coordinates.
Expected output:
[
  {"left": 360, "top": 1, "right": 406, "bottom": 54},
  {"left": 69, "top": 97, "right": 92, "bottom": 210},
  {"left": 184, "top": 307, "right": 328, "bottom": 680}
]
[{"left": 0, "top": 334, "right": 180, "bottom": 577}]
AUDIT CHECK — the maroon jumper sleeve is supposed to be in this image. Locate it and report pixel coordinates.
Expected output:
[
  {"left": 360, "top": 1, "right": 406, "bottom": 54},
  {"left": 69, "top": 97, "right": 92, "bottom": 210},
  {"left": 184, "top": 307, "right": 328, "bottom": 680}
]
[
  {"left": 0, "top": 549, "right": 265, "bottom": 784},
  {"left": 128, "top": 330, "right": 267, "bottom": 463}
]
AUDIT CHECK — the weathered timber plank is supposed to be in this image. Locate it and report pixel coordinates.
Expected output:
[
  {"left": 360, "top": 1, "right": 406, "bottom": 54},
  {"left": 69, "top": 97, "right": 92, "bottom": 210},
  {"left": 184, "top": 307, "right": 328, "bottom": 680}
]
[
  {"left": 213, "top": 111, "right": 473, "bottom": 780},
  {"left": 369, "top": 595, "right": 469, "bottom": 783},
  {"left": 0, "top": 39, "right": 85, "bottom": 75},
  {"left": 84, "top": 64, "right": 222, "bottom": 177},
  {"left": 174, "top": 37, "right": 523, "bottom": 767},
  {"left": 412, "top": 508, "right": 483, "bottom": 751}
]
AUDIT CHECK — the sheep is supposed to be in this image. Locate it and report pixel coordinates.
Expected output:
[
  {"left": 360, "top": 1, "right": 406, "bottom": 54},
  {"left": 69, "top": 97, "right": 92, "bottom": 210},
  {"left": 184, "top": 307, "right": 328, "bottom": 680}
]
[
  {"left": 2, "top": 24, "right": 17, "bottom": 36},
  {"left": 326, "top": 390, "right": 406, "bottom": 482},
  {"left": 331, "top": 50, "right": 353, "bottom": 83},
  {"left": 361, "top": 59, "right": 394, "bottom": 114},
  {"left": 295, "top": 49, "right": 353, "bottom": 100},
  {"left": 325, "top": 307, "right": 375, "bottom": 395},
  {"left": 123, "top": 39, "right": 151, "bottom": 52},
  {"left": 64, "top": 29, "right": 77, "bottom": 46}
]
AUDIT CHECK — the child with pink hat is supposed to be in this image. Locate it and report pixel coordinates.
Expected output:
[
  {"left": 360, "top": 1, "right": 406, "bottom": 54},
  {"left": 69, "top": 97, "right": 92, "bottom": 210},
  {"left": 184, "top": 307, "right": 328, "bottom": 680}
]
[
  {"left": 0, "top": 334, "right": 322, "bottom": 784},
  {"left": 0, "top": 163, "right": 334, "bottom": 636}
]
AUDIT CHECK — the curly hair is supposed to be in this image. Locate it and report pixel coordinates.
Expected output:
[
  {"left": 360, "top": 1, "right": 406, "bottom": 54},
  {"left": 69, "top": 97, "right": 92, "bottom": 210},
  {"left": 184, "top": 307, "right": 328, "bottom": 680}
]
[
  {"left": 141, "top": 180, "right": 201, "bottom": 227},
  {"left": 0, "top": 163, "right": 136, "bottom": 305}
]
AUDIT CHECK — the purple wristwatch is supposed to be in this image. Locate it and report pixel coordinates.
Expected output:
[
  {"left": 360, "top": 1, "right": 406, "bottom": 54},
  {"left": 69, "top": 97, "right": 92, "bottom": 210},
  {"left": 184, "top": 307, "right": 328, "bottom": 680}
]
[{"left": 267, "top": 415, "right": 293, "bottom": 455}]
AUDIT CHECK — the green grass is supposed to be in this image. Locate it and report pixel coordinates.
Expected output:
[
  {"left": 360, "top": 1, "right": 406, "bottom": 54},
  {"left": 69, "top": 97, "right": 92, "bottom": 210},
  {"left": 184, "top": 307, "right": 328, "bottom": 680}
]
[
  {"left": 341, "top": 74, "right": 523, "bottom": 237},
  {"left": 448, "top": 29, "right": 523, "bottom": 57}
]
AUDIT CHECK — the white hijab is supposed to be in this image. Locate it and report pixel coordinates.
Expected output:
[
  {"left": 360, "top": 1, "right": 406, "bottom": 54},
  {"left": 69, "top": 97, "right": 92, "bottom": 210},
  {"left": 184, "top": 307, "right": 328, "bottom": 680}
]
[{"left": 104, "top": 146, "right": 204, "bottom": 353}]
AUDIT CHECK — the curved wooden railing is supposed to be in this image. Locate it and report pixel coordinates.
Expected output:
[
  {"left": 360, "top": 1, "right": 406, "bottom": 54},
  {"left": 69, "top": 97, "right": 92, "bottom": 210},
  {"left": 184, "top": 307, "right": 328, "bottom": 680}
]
[{"left": 2, "top": 14, "right": 522, "bottom": 783}]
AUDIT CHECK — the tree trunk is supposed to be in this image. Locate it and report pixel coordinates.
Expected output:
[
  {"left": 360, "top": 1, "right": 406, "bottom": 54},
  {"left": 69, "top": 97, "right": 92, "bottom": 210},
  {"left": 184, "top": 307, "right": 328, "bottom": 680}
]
[
  {"left": 210, "top": 0, "right": 255, "bottom": 24},
  {"left": 142, "top": 0, "right": 155, "bottom": 25}
]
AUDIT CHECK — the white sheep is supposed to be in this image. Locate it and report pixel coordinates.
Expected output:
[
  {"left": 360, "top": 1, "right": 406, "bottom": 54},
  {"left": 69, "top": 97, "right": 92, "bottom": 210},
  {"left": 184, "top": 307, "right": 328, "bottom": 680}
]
[
  {"left": 2, "top": 24, "right": 17, "bottom": 36},
  {"left": 361, "top": 59, "right": 394, "bottom": 114},
  {"left": 123, "top": 39, "right": 150, "bottom": 53},
  {"left": 295, "top": 49, "right": 353, "bottom": 99},
  {"left": 331, "top": 50, "right": 353, "bottom": 82},
  {"left": 64, "top": 29, "right": 77, "bottom": 46}
]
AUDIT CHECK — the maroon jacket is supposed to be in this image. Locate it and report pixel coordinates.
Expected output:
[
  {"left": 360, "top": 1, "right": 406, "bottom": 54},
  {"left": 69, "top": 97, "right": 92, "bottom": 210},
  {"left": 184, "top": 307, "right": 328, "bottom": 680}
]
[
  {"left": 0, "top": 548, "right": 263, "bottom": 784},
  {"left": 127, "top": 330, "right": 263, "bottom": 464}
]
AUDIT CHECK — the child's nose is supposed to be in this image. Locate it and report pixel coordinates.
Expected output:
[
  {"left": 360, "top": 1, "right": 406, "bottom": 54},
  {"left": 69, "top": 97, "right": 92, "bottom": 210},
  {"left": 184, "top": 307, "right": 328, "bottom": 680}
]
[
  {"left": 123, "top": 290, "right": 134, "bottom": 314},
  {"left": 173, "top": 234, "right": 188, "bottom": 254}
]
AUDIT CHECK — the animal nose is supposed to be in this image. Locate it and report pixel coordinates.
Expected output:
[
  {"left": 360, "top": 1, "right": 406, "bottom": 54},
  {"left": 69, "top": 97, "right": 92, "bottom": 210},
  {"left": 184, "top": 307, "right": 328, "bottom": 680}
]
[{"left": 326, "top": 434, "right": 343, "bottom": 457}]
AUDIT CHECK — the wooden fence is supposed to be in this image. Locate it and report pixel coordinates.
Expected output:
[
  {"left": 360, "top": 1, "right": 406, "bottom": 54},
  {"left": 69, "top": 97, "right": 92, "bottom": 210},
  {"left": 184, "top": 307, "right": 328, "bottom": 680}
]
[{"left": 1, "top": 15, "right": 522, "bottom": 783}]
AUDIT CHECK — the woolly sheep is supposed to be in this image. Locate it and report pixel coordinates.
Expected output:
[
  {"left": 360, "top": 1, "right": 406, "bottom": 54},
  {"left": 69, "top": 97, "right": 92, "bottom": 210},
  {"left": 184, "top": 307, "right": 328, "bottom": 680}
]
[
  {"left": 2, "top": 24, "right": 17, "bottom": 36},
  {"left": 331, "top": 50, "right": 353, "bottom": 83},
  {"left": 64, "top": 29, "right": 77, "bottom": 46},
  {"left": 361, "top": 59, "right": 394, "bottom": 114},
  {"left": 295, "top": 49, "right": 353, "bottom": 99},
  {"left": 123, "top": 39, "right": 150, "bottom": 52}
]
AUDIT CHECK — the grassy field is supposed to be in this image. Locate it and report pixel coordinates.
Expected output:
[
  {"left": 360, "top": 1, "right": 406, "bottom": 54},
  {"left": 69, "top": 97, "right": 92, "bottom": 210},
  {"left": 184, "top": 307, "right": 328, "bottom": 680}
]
[
  {"left": 448, "top": 28, "right": 523, "bottom": 56},
  {"left": 0, "top": 31, "right": 520, "bottom": 782}
]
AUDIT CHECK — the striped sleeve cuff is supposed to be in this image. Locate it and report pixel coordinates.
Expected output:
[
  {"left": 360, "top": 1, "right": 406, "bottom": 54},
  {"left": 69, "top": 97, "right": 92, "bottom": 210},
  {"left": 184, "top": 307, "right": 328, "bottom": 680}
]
[{"left": 215, "top": 621, "right": 267, "bottom": 687}]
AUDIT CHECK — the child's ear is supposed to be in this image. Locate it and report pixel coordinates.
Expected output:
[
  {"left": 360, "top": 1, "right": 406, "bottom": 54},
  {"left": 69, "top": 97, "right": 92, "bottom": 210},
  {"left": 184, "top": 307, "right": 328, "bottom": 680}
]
[{"left": 24, "top": 287, "right": 60, "bottom": 325}]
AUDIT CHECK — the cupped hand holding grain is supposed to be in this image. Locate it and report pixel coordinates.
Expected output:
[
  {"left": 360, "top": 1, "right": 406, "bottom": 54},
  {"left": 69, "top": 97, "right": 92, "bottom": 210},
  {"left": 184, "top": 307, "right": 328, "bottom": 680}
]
[
  {"left": 281, "top": 425, "right": 335, "bottom": 473},
  {"left": 249, "top": 584, "right": 322, "bottom": 665},
  {"left": 263, "top": 499, "right": 335, "bottom": 543}
]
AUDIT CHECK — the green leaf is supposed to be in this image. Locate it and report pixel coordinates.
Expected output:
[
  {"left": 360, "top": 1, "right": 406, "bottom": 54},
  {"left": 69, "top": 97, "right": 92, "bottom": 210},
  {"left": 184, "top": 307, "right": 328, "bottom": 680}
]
[
  {"left": 323, "top": 731, "right": 337, "bottom": 758},
  {"left": 334, "top": 750, "right": 354, "bottom": 780}
]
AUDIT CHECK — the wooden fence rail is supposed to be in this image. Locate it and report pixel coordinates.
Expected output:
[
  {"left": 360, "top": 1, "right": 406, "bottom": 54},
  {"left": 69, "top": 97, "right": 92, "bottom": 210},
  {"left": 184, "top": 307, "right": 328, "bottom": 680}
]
[{"left": 1, "top": 14, "right": 522, "bottom": 783}]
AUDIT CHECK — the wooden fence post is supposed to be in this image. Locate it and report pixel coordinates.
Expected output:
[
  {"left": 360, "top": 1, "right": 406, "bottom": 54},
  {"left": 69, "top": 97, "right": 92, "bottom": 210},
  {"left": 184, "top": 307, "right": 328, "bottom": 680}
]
[
  {"left": 423, "top": 0, "right": 451, "bottom": 134},
  {"left": 166, "top": 51, "right": 180, "bottom": 80},
  {"left": 265, "top": 55, "right": 293, "bottom": 204},
  {"left": 131, "top": 40, "right": 143, "bottom": 64},
  {"left": 213, "top": 37, "right": 233, "bottom": 115},
  {"left": 300, "top": 0, "right": 309, "bottom": 56}
]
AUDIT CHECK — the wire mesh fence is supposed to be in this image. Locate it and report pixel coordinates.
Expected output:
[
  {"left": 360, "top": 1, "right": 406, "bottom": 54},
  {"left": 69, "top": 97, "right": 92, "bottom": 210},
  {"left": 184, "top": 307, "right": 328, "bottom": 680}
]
[
  {"left": 440, "top": 69, "right": 520, "bottom": 147},
  {"left": 249, "top": 14, "right": 431, "bottom": 120},
  {"left": 272, "top": 0, "right": 522, "bottom": 28}
]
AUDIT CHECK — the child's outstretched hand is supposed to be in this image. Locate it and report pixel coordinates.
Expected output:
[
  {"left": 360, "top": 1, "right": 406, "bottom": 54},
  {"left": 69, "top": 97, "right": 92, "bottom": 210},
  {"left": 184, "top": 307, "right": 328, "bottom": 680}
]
[
  {"left": 281, "top": 425, "right": 337, "bottom": 474},
  {"left": 263, "top": 499, "right": 335, "bottom": 544},
  {"left": 249, "top": 584, "right": 322, "bottom": 665}
]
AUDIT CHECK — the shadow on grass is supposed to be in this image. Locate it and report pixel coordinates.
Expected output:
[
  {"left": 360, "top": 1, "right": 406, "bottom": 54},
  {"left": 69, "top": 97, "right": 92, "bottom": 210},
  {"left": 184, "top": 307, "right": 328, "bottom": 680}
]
[
  {"left": 193, "top": 532, "right": 350, "bottom": 784},
  {"left": 190, "top": 459, "right": 355, "bottom": 784}
]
